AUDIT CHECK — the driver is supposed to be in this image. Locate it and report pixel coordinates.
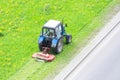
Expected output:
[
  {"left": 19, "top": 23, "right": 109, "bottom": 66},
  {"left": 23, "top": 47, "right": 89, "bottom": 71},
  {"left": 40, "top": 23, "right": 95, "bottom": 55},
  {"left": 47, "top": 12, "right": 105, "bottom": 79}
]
[{"left": 48, "top": 30, "right": 54, "bottom": 38}]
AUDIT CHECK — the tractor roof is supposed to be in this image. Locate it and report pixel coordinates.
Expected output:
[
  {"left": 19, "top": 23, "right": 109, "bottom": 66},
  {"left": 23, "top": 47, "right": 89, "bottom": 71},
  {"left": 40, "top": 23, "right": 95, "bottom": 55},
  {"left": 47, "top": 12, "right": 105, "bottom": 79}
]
[{"left": 43, "top": 20, "right": 61, "bottom": 28}]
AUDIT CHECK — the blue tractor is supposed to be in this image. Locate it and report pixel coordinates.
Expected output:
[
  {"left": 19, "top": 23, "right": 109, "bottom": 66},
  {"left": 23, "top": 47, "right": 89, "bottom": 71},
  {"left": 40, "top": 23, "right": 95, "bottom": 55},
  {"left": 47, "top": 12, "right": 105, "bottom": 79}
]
[{"left": 38, "top": 20, "right": 72, "bottom": 54}]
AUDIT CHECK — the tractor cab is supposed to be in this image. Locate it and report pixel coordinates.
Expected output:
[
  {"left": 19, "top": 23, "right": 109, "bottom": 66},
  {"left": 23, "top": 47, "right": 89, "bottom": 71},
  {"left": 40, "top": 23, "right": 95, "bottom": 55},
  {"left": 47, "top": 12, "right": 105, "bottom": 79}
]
[{"left": 42, "top": 20, "right": 64, "bottom": 39}]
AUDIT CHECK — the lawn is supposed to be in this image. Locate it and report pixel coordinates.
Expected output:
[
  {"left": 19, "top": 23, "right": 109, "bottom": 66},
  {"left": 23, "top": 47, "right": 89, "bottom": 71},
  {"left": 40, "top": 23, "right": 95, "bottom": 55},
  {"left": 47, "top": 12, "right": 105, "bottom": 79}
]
[{"left": 0, "top": 0, "right": 119, "bottom": 80}]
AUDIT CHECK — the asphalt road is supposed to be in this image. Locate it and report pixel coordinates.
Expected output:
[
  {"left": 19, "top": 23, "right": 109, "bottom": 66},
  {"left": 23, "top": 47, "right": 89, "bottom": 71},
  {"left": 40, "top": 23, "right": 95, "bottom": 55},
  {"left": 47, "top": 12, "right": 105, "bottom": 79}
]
[{"left": 65, "top": 20, "right": 120, "bottom": 80}]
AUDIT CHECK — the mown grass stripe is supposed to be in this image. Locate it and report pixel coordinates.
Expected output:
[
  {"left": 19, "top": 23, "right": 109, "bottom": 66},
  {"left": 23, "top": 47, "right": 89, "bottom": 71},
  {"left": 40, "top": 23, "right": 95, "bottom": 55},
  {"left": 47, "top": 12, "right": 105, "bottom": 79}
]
[{"left": 8, "top": 59, "right": 44, "bottom": 80}]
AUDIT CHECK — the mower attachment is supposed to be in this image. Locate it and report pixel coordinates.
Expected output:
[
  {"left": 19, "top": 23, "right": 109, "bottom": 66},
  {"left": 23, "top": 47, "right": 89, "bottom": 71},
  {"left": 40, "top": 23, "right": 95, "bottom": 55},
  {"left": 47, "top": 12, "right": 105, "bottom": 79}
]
[{"left": 32, "top": 47, "right": 55, "bottom": 62}]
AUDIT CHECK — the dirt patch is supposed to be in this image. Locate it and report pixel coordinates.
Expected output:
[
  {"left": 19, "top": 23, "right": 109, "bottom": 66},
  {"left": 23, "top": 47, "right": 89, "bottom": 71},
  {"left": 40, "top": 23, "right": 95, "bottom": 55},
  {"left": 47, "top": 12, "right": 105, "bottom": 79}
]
[{"left": 102, "top": 4, "right": 120, "bottom": 24}]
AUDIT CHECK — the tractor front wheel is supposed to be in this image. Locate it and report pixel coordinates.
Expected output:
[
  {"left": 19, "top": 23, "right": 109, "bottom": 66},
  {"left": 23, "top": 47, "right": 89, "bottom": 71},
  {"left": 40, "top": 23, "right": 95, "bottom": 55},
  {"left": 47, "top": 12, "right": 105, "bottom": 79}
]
[{"left": 66, "top": 35, "right": 72, "bottom": 44}]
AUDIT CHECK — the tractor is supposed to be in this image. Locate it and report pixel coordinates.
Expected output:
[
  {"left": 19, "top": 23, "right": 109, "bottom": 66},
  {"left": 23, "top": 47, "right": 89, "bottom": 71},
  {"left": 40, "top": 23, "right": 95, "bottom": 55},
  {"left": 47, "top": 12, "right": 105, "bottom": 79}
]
[{"left": 38, "top": 19, "right": 72, "bottom": 54}]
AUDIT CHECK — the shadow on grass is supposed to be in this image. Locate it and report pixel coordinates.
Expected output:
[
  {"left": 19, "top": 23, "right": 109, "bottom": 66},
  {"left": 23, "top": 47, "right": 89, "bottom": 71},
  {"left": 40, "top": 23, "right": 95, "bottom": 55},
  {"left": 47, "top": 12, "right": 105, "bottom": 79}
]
[{"left": 0, "top": 33, "right": 4, "bottom": 37}]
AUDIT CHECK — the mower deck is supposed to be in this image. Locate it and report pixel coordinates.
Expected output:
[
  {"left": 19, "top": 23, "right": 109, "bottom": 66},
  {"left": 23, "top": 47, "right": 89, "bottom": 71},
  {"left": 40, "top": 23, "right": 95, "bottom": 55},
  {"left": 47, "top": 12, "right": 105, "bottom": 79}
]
[
  {"left": 32, "top": 52, "right": 55, "bottom": 62},
  {"left": 32, "top": 47, "right": 55, "bottom": 62}
]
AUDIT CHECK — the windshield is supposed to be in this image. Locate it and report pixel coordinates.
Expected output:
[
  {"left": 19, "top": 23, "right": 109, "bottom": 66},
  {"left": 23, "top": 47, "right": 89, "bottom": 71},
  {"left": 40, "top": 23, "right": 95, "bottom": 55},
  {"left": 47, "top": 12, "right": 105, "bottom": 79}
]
[{"left": 42, "top": 28, "right": 55, "bottom": 38}]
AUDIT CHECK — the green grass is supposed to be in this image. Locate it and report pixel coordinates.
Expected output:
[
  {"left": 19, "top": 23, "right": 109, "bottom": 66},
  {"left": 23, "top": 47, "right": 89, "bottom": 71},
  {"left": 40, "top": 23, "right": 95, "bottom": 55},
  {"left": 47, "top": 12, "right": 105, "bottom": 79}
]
[{"left": 0, "top": 0, "right": 119, "bottom": 80}]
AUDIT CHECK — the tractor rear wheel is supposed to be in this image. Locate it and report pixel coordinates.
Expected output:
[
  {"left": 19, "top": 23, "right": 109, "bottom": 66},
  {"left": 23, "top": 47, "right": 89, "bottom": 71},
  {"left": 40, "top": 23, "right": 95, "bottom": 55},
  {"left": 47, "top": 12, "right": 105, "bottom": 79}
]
[
  {"left": 66, "top": 35, "right": 72, "bottom": 44},
  {"left": 55, "top": 37, "right": 63, "bottom": 54}
]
